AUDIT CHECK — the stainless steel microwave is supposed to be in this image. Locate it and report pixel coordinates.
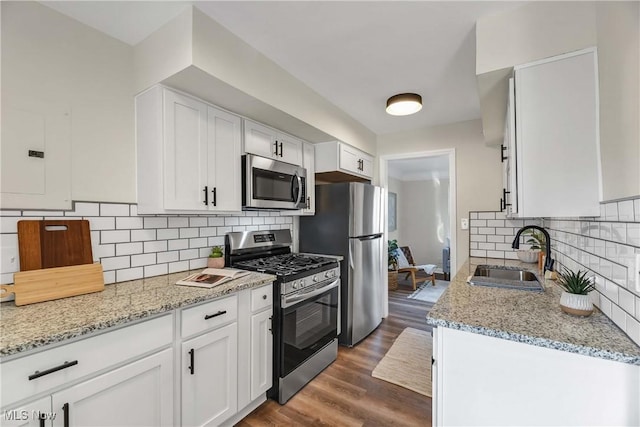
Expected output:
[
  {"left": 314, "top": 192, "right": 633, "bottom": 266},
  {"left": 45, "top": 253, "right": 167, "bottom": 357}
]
[{"left": 242, "top": 154, "right": 307, "bottom": 210}]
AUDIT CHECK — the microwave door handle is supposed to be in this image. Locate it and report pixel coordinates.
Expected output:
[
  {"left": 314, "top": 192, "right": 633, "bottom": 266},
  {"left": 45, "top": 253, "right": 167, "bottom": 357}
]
[{"left": 293, "top": 172, "right": 303, "bottom": 207}]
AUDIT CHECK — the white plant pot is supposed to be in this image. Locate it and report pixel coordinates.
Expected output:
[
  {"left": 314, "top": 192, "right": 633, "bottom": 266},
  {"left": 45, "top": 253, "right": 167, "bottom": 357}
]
[
  {"left": 516, "top": 249, "right": 540, "bottom": 263},
  {"left": 560, "top": 291, "right": 594, "bottom": 316}
]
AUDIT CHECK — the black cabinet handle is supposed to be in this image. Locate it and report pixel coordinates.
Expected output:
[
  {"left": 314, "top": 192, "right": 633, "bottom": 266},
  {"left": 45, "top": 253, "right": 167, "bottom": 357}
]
[
  {"left": 503, "top": 188, "right": 511, "bottom": 207},
  {"left": 307, "top": 196, "right": 310, "bottom": 209},
  {"left": 273, "top": 141, "right": 278, "bottom": 156},
  {"left": 212, "top": 187, "right": 217, "bottom": 206},
  {"left": 204, "top": 310, "right": 227, "bottom": 320},
  {"left": 39, "top": 413, "right": 46, "bottom": 427},
  {"left": 501, "top": 145, "right": 507, "bottom": 162},
  {"left": 262, "top": 294, "right": 267, "bottom": 300},
  {"left": 268, "top": 316, "right": 273, "bottom": 333},
  {"left": 29, "top": 360, "right": 78, "bottom": 381},
  {"left": 278, "top": 142, "right": 283, "bottom": 157},
  {"left": 203, "top": 186, "right": 208, "bottom": 206},
  {"left": 188, "top": 348, "right": 195, "bottom": 375},
  {"left": 62, "top": 403, "right": 69, "bottom": 427},
  {"left": 500, "top": 197, "right": 505, "bottom": 212}
]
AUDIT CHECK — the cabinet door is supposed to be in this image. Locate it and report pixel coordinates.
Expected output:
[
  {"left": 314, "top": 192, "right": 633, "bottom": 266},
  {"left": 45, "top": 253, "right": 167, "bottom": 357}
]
[
  {"left": 360, "top": 154, "right": 374, "bottom": 179},
  {"left": 514, "top": 49, "right": 600, "bottom": 217},
  {"left": 244, "top": 120, "right": 277, "bottom": 160},
  {"left": 207, "top": 106, "right": 241, "bottom": 211},
  {"left": 182, "top": 323, "right": 238, "bottom": 427},
  {"left": 51, "top": 349, "right": 173, "bottom": 427},
  {"left": 163, "top": 89, "right": 208, "bottom": 211},
  {"left": 339, "top": 144, "right": 362, "bottom": 175},
  {"left": 277, "top": 133, "right": 303, "bottom": 166},
  {"left": 250, "top": 310, "right": 273, "bottom": 401},
  {"left": 301, "top": 142, "right": 315, "bottom": 215},
  {"left": 1, "top": 397, "right": 52, "bottom": 427},
  {"left": 505, "top": 77, "right": 519, "bottom": 216}
]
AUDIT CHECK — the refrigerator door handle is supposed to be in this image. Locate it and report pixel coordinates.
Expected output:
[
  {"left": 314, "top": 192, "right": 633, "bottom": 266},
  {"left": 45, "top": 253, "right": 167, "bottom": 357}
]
[{"left": 357, "top": 233, "right": 383, "bottom": 241}]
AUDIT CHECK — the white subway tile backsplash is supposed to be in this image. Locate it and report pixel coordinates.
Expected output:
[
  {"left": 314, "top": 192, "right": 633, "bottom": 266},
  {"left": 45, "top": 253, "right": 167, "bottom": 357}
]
[
  {"left": 605, "top": 202, "right": 619, "bottom": 221},
  {"left": 169, "top": 261, "right": 189, "bottom": 273},
  {"left": 101, "top": 230, "right": 130, "bottom": 244},
  {"left": 478, "top": 227, "right": 496, "bottom": 235},
  {"left": 68, "top": 202, "right": 100, "bottom": 217},
  {"left": 470, "top": 249, "right": 486, "bottom": 257},
  {"left": 487, "top": 220, "right": 505, "bottom": 227},
  {"left": 179, "top": 228, "right": 198, "bottom": 239},
  {"left": 116, "top": 242, "right": 143, "bottom": 256},
  {"left": 168, "top": 217, "right": 188, "bottom": 228},
  {"left": 168, "top": 239, "right": 189, "bottom": 251},
  {"left": 157, "top": 228, "right": 179, "bottom": 240},
  {"left": 101, "top": 256, "right": 130, "bottom": 271},
  {"left": 478, "top": 212, "right": 495, "bottom": 220},
  {"left": 100, "top": 203, "right": 130, "bottom": 217},
  {"left": 144, "top": 240, "right": 168, "bottom": 253},
  {"left": 116, "top": 217, "right": 143, "bottom": 230},
  {"left": 478, "top": 242, "right": 495, "bottom": 250},
  {"left": 470, "top": 219, "right": 486, "bottom": 227},
  {"left": 131, "top": 229, "right": 156, "bottom": 242},
  {"left": 470, "top": 212, "right": 478, "bottom": 220},
  {"left": 627, "top": 224, "right": 640, "bottom": 247},
  {"left": 157, "top": 251, "right": 179, "bottom": 264},
  {"left": 144, "top": 263, "right": 168, "bottom": 278},
  {"left": 131, "top": 253, "right": 156, "bottom": 267},
  {"left": 618, "top": 200, "right": 634, "bottom": 221},
  {"left": 635, "top": 199, "right": 640, "bottom": 222},
  {"left": 116, "top": 267, "right": 143, "bottom": 282},
  {"left": 144, "top": 217, "right": 168, "bottom": 229},
  {"left": 1, "top": 201, "right": 294, "bottom": 287},
  {"left": 487, "top": 251, "right": 504, "bottom": 258}
]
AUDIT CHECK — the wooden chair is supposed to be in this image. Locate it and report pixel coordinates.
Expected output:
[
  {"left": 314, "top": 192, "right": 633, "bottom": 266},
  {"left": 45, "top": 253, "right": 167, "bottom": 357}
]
[{"left": 398, "top": 246, "right": 436, "bottom": 290}]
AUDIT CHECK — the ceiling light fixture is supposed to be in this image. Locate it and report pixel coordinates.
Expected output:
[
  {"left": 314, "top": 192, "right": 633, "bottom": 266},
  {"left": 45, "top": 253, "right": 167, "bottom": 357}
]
[{"left": 385, "top": 93, "right": 422, "bottom": 116}]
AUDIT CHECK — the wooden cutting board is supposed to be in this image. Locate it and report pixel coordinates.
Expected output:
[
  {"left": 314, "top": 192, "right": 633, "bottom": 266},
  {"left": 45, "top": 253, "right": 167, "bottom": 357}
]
[
  {"left": 18, "top": 220, "right": 94, "bottom": 271},
  {"left": 1, "top": 263, "right": 104, "bottom": 306}
]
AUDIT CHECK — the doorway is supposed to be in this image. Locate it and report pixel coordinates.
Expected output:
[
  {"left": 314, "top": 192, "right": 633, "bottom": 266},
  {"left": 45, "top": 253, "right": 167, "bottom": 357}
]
[{"left": 379, "top": 149, "right": 457, "bottom": 317}]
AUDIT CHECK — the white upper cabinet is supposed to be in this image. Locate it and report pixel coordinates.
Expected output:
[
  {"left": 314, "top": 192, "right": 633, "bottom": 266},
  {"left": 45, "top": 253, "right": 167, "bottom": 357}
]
[
  {"left": 315, "top": 141, "right": 374, "bottom": 181},
  {"left": 136, "top": 86, "right": 242, "bottom": 214},
  {"left": 510, "top": 48, "right": 601, "bottom": 218},
  {"left": 243, "top": 119, "right": 303, "bottom": 166},
  {"left": 301, "top": 142, "right": 315, "bottom": 215},
  {"left": 1, "top": 102, "right": 71, "bottom": 210}
]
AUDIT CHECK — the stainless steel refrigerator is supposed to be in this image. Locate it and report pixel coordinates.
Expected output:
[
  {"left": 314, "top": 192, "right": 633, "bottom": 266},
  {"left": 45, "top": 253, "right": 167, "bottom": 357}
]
[{"left": 299, "top": 183, "right": 384, "bottom": 346}]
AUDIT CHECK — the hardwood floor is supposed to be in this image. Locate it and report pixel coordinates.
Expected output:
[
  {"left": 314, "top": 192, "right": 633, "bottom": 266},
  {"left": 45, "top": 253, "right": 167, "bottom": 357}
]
[{"left": 236, "top": 284, "right": 434, "bottom": 426}]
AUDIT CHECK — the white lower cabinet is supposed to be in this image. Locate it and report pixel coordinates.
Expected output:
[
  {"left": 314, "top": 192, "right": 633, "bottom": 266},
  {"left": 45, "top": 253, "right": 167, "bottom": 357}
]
[
  {"left": 51, "top": 349, "right": 173, "bottom": 427},
  {"left": 250, "top": 310, "right": 273, "bottom": 400},
  {"left": 433, "top": 327, "right": 640, "bottom": 426},
  {"left": 1, "top": 397, "right": 52, "bottom": 427},
  {"left": 181, "top": 323, "right": 238, "bottom": 427}
]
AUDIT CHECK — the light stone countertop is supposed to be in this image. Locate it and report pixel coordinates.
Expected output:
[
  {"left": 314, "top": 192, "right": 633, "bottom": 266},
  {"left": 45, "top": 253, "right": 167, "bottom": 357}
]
[
  {"left": 0, "top": 270, "right": 276, "bottom": 358},
  {"left": 427, "top": 257, "right": 640, "bottom": 365}
]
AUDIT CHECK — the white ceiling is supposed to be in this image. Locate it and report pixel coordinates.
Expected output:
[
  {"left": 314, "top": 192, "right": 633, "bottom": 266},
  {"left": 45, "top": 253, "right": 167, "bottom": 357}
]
[
  {"left": 388, "top": 155, "right": 449, "bottom": 182},
  {"left": 41, "top": 1, "right": 522, "bottom": 136}
]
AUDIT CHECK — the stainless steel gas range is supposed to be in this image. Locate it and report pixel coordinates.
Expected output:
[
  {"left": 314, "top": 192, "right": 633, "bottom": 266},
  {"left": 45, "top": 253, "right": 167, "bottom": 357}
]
[{"left": 225, "top": 229, "right": 340, "bottom": 404}]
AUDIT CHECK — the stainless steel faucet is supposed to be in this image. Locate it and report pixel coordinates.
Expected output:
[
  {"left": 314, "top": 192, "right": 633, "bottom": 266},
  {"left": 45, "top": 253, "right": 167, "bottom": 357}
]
[{"left": 511, "top": 225, "right": 555, "bottom": 273}]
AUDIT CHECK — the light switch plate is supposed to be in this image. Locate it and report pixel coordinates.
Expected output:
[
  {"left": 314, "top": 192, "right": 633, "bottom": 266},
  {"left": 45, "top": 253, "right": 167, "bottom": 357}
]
[{"left": 461, "top": 218, "right": 469, "bottom": 230}]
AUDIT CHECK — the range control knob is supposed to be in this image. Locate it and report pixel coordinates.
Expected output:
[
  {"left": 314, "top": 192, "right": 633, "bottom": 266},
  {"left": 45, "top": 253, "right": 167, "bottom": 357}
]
[
  {"left": 292, "top": 281, "right": 298, "bottom": 289},
  {"left": 312, "top": 275, "right": 319, "bottom": 282},
  {"left": 324, "top": 272, "right": 330, "bottom": 278}
]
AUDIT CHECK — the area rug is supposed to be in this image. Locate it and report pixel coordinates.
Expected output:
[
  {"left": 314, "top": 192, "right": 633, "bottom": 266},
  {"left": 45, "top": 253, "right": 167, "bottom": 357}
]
[
  {"left": 407, "top": 280, "right": 449, "bottom": 303},
  {"left": 371, "top": 327, "right": 432, "bottom": 397}
]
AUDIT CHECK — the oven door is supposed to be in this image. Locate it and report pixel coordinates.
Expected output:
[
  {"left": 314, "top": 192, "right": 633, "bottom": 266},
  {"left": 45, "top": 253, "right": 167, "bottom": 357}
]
[
  {"left": 280, "top": 279, "right": 339, "bottom": 377},
  {"left": 243, "top": 154, "right": 307, "bottom": 210}
]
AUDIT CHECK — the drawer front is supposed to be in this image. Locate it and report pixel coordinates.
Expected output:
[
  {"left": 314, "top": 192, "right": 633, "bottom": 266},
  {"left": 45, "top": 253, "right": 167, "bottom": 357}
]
[
  {"left": 1, "top": 314, "right": 173, "bottom": 409},
  {"left": 181, "top": 294, "right": 238, "bottom": 338},
  {"left": 250, "top": 285, "right": 273, "bottom": 313}
]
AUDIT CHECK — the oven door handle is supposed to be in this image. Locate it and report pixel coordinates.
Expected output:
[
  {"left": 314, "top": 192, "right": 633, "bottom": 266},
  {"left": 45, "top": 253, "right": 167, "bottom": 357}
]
[{"left": 282, "top": 279, "right": 339, "bottom": 308}]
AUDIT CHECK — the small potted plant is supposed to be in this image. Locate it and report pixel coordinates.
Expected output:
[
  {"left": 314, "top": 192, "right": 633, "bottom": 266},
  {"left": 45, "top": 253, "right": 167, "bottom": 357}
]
[
  {"left": 207, "top": 246, "right": 225, "bottom": 269},
  {"left": 516, "top": 229, "right": 545, "bottom": 263},
  {"left": 558, "top": 268, "right": 595, "bottom": 316},
  {"left": 388, "top": 240, "right": 399, "bottom": 290}
]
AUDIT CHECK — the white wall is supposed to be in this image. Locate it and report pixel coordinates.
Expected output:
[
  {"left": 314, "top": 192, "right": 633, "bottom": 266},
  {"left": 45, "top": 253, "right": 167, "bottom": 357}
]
[
  {"left": 398, "top": 179, "right": 450, "bottom": 266},
  {"left": 1, "top": 1, "right": 136, "bottom": 203},
  {"left": 378, "top": 119, "right": 501, "bottom": 273}
]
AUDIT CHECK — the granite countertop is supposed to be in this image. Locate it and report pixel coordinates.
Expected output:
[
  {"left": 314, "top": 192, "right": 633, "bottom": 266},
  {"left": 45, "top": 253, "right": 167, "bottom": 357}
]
[
  {"left": 427, "top": 257, "right": 640, "bottom": 365},
  {"left": 0, "top": 270, "right": 276, "bottom": 358}
]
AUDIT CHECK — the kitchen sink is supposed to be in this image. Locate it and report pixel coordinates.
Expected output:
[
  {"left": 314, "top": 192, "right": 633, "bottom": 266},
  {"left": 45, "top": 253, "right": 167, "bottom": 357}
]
[{"left": 469, "top": 265, "right": 543, "bottom": 292}]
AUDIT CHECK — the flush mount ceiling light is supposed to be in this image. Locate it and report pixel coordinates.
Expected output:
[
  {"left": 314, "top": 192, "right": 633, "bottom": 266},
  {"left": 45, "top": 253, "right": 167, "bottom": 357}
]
[{"left": 385, "top": 93, "right": 422, "bottom": 116}]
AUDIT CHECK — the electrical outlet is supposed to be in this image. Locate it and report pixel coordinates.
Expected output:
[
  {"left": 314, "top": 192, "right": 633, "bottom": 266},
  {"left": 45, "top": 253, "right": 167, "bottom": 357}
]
[
  {"left": 461, "top": 218, "right": 469, "bottom": 230},
  {"left": 635, "top": 254, "right": 640, "bottom": 293}
]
